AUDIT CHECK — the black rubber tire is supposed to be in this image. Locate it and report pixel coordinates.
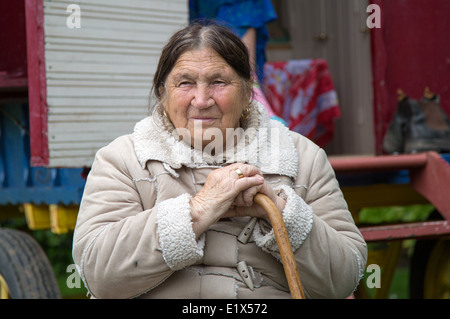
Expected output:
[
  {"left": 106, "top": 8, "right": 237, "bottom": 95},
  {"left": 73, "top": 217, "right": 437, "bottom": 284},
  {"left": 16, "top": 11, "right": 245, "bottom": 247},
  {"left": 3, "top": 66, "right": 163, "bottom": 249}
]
[{"left": 0, "top": 228, "right": 61, "bottom": 298}]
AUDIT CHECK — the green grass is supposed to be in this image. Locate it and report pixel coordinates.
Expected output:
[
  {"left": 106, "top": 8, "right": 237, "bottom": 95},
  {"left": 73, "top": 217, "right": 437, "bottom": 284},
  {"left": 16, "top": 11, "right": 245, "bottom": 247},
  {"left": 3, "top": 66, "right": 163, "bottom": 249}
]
[{"left": 359, "top": 204, "right": 435, "bottom": 224}]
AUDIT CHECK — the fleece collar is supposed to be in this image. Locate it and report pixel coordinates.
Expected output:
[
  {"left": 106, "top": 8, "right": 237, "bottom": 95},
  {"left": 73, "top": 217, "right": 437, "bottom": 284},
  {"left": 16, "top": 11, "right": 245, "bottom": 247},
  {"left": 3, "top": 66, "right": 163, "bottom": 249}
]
[{"left": 132, "top": 100, "right": 298, "bottom": 178}]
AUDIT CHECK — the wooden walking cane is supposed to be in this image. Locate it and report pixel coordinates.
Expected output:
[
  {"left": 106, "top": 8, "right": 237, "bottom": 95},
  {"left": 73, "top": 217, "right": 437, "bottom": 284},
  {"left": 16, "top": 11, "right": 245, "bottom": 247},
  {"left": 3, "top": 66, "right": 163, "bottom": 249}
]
[{"left": 254, "top": 193, "right": 305, "bottom": 299}]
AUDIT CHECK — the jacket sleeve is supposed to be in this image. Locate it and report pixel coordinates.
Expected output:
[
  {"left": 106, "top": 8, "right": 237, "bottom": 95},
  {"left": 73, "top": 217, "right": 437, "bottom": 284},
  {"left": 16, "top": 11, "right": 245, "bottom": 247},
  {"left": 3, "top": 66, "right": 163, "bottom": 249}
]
[
  {"left": 297, "top": 147, "right": 367, "bottom": 298},
  {"left": 72, "top": 138, "right": 203, "bottom": 299},
  {"left": 254, "top": 142, "right": 367, "bottom": 298}
]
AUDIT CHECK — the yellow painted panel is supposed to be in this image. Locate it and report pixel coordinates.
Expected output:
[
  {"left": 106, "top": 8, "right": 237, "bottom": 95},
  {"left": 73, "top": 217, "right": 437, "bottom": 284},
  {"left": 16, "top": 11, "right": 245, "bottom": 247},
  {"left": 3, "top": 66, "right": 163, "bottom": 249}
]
[
  {"left": 49, "top": 205, "right": 79, "bottom": 234},
  {"left": 23, "top": 204, "right": 51, "bottom": 230}
]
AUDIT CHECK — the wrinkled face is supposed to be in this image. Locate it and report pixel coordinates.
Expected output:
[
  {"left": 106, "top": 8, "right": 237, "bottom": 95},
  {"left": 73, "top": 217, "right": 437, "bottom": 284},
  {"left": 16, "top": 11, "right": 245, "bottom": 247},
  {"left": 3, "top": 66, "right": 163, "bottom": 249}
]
[{"left": 162, "top": 47, "right": 251, "bottom": 150}]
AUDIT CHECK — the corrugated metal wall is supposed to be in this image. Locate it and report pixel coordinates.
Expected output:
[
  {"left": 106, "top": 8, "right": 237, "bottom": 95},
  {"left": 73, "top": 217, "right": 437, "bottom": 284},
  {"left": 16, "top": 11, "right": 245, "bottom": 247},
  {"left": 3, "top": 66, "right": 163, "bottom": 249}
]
[{"left": 43, "top": 0, "right": 188, "bottom": 167}]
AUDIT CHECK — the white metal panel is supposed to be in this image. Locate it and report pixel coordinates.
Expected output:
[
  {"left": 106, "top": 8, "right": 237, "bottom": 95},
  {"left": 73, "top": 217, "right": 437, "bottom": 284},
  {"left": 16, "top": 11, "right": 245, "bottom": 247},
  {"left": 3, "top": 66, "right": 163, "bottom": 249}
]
[{"left": 43, "top": 0, "right": 188, "bottom": 167}]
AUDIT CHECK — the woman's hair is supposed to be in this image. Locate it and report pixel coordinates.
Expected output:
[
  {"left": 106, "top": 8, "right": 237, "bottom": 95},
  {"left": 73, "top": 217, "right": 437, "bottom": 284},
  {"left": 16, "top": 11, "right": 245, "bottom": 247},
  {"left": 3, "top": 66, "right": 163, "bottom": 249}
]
[{"left": 150, "top": 21, "right": 253, "bottom": 108}]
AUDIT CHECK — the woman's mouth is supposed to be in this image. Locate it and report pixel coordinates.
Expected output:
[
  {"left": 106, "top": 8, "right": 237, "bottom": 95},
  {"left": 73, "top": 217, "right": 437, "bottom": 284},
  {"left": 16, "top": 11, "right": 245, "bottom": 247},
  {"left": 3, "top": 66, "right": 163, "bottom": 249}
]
[{"left": 190, "top": 117, "right": 217, "bottom": 124}]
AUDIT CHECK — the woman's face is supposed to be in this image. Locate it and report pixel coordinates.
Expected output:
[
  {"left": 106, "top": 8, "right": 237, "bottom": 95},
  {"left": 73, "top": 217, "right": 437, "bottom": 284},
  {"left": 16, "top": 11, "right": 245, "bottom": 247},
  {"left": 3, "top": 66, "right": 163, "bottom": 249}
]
[{"left": 162, "top": 47, "right": 251, "bottom": 150}]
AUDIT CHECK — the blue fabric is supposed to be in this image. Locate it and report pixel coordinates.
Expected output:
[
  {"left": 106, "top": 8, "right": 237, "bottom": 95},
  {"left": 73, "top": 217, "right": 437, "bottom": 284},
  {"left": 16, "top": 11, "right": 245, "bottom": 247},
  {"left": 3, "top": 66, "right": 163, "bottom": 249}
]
[{"left": 189, "top": 0, "right": 277, "bottom": 83}]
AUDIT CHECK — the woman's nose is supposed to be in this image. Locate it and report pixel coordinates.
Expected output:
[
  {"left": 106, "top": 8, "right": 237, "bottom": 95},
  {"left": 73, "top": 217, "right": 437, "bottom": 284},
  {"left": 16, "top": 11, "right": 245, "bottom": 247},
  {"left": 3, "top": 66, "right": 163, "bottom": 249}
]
[{"left": 191, "top": 85, "right": 214, "bottom": 109}]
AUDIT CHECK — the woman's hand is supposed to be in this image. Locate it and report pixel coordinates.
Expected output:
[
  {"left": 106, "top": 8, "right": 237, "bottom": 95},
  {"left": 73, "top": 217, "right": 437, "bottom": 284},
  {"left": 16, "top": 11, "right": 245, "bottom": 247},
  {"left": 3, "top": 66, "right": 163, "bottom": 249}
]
[
  {"left": 227, "top": 179, "right": 286, "bottom": 222},
  {"left": 189, "top": 163, "right": 285, "bottom": 238}
]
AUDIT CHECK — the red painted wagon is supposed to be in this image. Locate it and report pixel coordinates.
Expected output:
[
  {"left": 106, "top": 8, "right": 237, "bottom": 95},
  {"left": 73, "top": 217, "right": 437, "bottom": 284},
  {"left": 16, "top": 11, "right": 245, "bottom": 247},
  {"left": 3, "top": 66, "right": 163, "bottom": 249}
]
[{"left": 329, "top": 152, "right": 450, "bottom": 298}]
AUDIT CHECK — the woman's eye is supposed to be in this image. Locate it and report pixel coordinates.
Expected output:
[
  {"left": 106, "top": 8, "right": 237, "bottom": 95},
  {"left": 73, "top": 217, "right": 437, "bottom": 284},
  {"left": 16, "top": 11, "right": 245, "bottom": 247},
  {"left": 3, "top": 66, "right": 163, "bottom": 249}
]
[
  {"left": 178, "top": 81, "right": 192, "bottom": 87},
  {"left": 212, "top": 80, "right": 226, "bottom": 86}
]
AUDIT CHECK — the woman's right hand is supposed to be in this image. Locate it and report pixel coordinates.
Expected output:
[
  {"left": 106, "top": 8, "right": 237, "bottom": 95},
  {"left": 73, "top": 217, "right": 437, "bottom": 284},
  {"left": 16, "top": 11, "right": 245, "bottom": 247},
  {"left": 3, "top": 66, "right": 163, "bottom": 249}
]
[{"left": 189, "top": 163, "right": 265, "bottom": 238}]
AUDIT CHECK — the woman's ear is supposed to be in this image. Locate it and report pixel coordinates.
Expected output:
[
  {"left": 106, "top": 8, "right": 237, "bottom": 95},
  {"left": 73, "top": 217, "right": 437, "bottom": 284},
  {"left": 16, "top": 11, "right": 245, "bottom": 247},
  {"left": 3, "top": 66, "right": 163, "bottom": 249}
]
[
  {"left": 247, "top": 79, "right": 255, "bottom": 103},
  {"left": 158, "top": 84, "right": 166, "bottom": 100}
]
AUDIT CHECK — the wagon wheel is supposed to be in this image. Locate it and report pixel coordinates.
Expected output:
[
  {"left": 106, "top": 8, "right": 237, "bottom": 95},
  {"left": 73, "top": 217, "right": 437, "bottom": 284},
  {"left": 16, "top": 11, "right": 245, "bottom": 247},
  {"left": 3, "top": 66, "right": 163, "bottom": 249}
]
[
  {"left": 423, "top": 239, "right": 450, "bottom": 299},
  {"left": 0, "top": 228, "right": 61, "bottom": 299},
  {"left": 410, "top": 238, "right": 450, "bottom": 299},
  {"left": 0, "top": 273, "right": 10, "bottom": 298}
]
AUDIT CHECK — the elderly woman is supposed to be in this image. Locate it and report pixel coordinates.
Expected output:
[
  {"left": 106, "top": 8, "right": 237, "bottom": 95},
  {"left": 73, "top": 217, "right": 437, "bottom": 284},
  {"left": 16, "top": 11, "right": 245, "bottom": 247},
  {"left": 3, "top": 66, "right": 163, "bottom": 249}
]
[{"left": 72, "top": 23, "right": 367, "bottom": 299}]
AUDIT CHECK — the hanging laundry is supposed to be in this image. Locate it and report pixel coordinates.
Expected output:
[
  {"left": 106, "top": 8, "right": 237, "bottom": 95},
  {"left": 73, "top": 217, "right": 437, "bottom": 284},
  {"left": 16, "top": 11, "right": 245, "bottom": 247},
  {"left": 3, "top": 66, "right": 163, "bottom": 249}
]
[{"left": 263, "top": 59, "right": 341, "bottom": 147}]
